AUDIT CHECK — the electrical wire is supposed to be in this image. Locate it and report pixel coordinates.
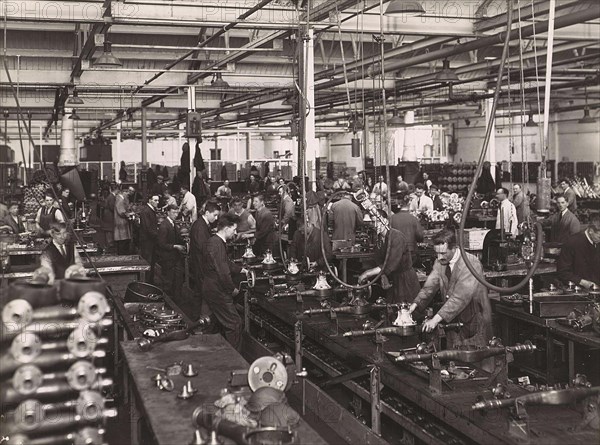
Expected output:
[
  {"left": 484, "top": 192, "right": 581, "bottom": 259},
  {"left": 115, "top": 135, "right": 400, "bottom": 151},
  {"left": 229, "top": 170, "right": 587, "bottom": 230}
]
[{"left": 458, "top": 0, "right": 544, "bottom": 294}]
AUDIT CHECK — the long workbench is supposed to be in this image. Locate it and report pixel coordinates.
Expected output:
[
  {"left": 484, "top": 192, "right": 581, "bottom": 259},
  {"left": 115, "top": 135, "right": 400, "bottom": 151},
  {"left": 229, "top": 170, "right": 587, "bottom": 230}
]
[
  {"left": 120, "top": 334, "right": 329, "bottom": 445},
  {"left": 247, "top": 293, "right": 598, "bottom": 445}
]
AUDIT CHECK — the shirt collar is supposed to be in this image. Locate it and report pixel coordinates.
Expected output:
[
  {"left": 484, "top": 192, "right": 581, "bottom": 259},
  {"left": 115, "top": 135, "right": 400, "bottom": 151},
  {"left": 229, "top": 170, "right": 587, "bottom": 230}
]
[
  {"left": 147, "top": 203, "right": 155, "bottom": 211},
  {"left": 449, "top": 248, "right": 461, "bottom": 271},
  {"left": 53, "top": 240, "right": 65, "bottom": 251},
  {"left": 216, "top": 232, "right": 227, "bottom": 244},
  {"left": 202, "top": 214, "right": 210, "bottom": 225},
  {"left": 167, "top": 216, "right": 174, "bottom": 225},
  {"left": 585, "top": 230, "right": 596, "bottom": 246},
  {"left": 561, "top": 208, "right": 568, "bottom": 216}
]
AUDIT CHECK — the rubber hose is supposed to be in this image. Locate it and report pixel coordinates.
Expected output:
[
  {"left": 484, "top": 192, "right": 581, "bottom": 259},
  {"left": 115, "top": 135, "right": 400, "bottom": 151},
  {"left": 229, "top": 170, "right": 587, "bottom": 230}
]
[{"left": 457, "top": 0, "right": 544, "bottom": 293}]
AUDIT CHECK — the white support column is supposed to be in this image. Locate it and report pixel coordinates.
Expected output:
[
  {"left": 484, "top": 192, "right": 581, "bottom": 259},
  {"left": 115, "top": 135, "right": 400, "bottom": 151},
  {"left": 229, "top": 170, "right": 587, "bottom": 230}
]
[
  {"left": 486, "top": 93, "right": 496, "bottom": 182},
  {"left": 59, "top": 108, "right": 77, "bottom": 166},
  {"left": 302, "top": 28, "right": 316, "bottom": 182},
  {"left": 187, "top": 86, "right": 196, "bottom": 187},
  {"left": 141, "top": 107, "right": 148, "bottom": 169},
  {"left": 115, "top": 122, "right": 122, "bottom": 183}
]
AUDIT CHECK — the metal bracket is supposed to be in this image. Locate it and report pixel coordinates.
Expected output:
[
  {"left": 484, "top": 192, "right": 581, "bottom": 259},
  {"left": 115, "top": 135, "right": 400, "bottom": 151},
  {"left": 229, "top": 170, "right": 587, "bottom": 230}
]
[
  {"left": 429, "top": 354, "right": 443, "bottom": 395},
  {"left": 294, "top": 321, "right": 303, "bottom": 371},
  {"left": 370, "top": 365, "right": 382, "bottom": 436},
  {"left": 508, "top": 401, "right": 530, "bottom": 443},
  {"left": 244, "top": 290, "right": 251, "bottom": 334}
]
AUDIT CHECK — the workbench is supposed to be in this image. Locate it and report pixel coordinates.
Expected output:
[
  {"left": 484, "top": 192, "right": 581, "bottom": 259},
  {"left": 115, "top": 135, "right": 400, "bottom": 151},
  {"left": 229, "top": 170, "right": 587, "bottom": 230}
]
[
  {"left": 332, "top": 250, "right": 376, "bottom": 282},
  {"left": 495, "top": 303, "right": 600, "bottom": 385},
  {"left": 246, "top": 294, "right": 599, "bottom": 445},
  {"left": 119, "top": 334, "right": 328, "bottom": 445},
  {"left": 415, "top": 261, "right": 557, "bottom": 283}
]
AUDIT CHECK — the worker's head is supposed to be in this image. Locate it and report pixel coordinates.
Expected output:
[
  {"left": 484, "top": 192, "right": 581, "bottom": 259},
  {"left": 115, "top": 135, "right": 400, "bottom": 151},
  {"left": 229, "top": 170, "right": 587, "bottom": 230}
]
[
  {"left": 147, "top": 195, "right": 160, "bottom": 210},
  {"left": 157, "top": 175, "right": 164, "bottom": 183},
  {"left": 49, "top": 222, "right": 69, "bottom": 245},
  {"left": 397, "top": 175, "right": 403, "bottom": 183},
  {"left": 204, "top": 202, "right": 220, "bottom": 224},
  {"left": 555, "top": 194, "right": 569, "bottom": 213},
  {"left": 422, "top": 172, "right": 429, "bottom": 180},
  {"left": 253, "top": 194, "right": 265, "bottom": 210},
  {"left": 62, "top": 188, "right": 70, "bottom": 198},
  {"left": 378, "top": 175, "right": 384, "bottom": 183},
  {"left": 109, "top": 182, "right": 118, "bottom": 193},
  {"left": 231, "top": 197, "right": 244, "bottom": 213},
  {"left": 432, "top": 229, "right": 458, "bottom": 266},
  {"left": 278, "top": 185, "right": 288, "bottom": 197},
  {"left": 180, "top": 184, "right": 189, "bottom": 194},
  {"left": 8, "top": 203, "right": 19, "bottom": 216},
  {"left": 216, "top": 214, "right": 239, "bottom": 241},
  {"left": 512, "top": 184, "right": 522, "bottom": 194},
  {"left": 166, "top": 204, "right": 179, "bottom": 220},
  {"left": 223, "top": 180, "right": 229, "bottom": 187},
  {"left": 559, "top": 178, "right": 570, "bottom": 191},
  {"left": 43, "top": 192, "right": 55, "bottom": 208},
  {"left": 430, "top": 185, "right": 439, "bottom": 196},
  {"left": 586, "top": 215, "right": 600, "bottom": 244},
  {"left": 250, "top": 175, "right": 256, "bottom": 182},
  {"left": 278, "top": 178, "right": 285, "bottom": 186},
  {"left": 127, "top": 186, "right": 135, "bottom": 198},
  {"left": 414, "top": 184, "right": 426, "bottom": 197},
  {"left": 495, "top": 187, "right": 509, "bottom": 201}
]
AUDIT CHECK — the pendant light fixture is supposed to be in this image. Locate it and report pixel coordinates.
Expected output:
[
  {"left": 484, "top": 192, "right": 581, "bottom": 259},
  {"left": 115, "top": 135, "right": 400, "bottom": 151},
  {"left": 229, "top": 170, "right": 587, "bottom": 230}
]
[
  {"left": 69, "top": 109, "right": 81, "bottom": 120},
  {"left": 578, "top": 85, "right": 596, "bottom": 124},
  {"left": 94, "top": 41, "right": 122, "bottom": 68},
  {"left": 387, "top": 110, "right": 404, "bottom": 127},
  {"left": 66, "top": 87, "right": 84, "bottom": 105},
  {"left": 525, "top": 112, "right": 538, "bottom": 127},
  {"left": 385, "top": 0, "right": 425, "bottom": 16},
  {"left": 435, "top": 59, "right": 459, "bottom": 83},
  {"left": 211, "top": 72, "right": 230, "bottom": 89}
]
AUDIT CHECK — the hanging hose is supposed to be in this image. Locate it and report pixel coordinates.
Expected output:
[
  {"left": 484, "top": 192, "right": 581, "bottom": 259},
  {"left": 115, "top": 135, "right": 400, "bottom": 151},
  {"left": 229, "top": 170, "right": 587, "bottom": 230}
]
[
  {"left": 457, "top": 0, "right": 544, "bottom": 293},
  {"left": 319, "top": 190, "right": 392, "bottom": 290}
]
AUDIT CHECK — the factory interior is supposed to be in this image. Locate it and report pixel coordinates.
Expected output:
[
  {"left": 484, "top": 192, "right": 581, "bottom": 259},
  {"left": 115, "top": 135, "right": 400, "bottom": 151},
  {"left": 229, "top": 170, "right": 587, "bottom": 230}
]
[{"left": 2, "top": 0, "right": 600, "bottom": 444}]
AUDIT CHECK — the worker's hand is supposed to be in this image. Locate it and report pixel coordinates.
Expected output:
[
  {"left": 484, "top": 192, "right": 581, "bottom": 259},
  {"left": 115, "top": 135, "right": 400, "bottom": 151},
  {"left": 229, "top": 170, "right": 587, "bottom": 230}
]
[
  {"left": 580, "top": 279, "right": 599, "bottom": 289},
  {"left": 174, "top": 245, "right": 186, "bottom": 252},
  {"left": 421, "top": 317, "right": 440, "bottom": 333},
  {"left": 357, "top": 272, "right": 368, "bottom": 284},
  {"left": 408, "top": 303, "right": 418, "bottom": 314},
  {"left": 233, "top": 288, "right": 240, "bottom": 296}
]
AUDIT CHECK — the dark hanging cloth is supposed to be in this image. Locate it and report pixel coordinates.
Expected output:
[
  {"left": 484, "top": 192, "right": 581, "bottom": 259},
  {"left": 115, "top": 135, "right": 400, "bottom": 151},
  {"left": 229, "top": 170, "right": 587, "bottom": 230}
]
[
  {"left": 194, "top": 139, "right": 205, "bottom": 172},
  {"left": 264, "top": 162, "right": 270, "bottom": 178},
  {"left": 162, "top": 166, "right": 169, "bottom": 181},
  {"left": 147, "top": 167, "right": 157, "bottom": 188},
  {"left": 180, "top": 143, "right": 191, "bottom": 175},
  {"left": 476, "top": 166, "right": 496, "bottom": 195}
]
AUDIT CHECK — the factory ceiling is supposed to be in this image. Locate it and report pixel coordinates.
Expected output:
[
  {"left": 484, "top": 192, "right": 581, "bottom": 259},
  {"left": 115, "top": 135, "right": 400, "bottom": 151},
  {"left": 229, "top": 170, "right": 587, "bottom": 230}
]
[{"left": 1, "top": 0, "right": 599, "bottom": 141}]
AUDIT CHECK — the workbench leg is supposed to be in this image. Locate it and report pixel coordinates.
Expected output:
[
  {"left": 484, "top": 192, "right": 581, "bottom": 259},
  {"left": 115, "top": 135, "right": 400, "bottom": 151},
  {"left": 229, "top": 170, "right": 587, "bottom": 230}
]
[
  {"left": 128, "top": 372, "right": 141, "bottom": 445},
  {"left": 341, "top": 259, "right": 347, "bottom": 282},
  {"left": 295, "top": 321, "right": 303, "bottom": 371},
  {"left": 568, "top": 339, "right": 575, "bottom": 382},
  {"left": 370, "top": 366, "right": 381, "bottom": 436},
  {"left": 546, "top": 330, "right": 555, "bottom": 385}
]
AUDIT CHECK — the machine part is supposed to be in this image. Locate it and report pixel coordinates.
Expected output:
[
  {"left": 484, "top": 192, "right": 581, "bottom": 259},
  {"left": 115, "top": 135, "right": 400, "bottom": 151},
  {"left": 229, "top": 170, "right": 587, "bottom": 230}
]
[
  {"left": 259, "top": 401, "right": 300, "bottom": 428},
  {"left": 66, "top": 361, "right": 98, "bottom": 390},
  {"left": 183, "top": 363, "right": 199, "bottom": 377},
  {"left": 12, "top": 364, "right": 44, "bottom": 395},
  {"left": 261, "top": 250, "right": 278, "bottom": 270},
  {"left": 178, "top": 385, "right": 195, "bottom": 400},
  {"left": 393, "top": 342, "right": 536, "bottom": 363},
  {"left": 312, "top": 272, "right": 332, "bottom": 291},
  {"left": 74, "top": 427, "right": 104, "bottom": 445},
  {"left": 146, "top": 362, "right": 183, "bottom": 376},
  {"left": 192, "top": 408, "right": 248, "bottom": 445},
  {"left": 471, "top": 387, "right": 600, "bottom": 411},
  {"left": 1, "top": 350, "right": 107, "bottom": 380},
  {"left": 14, "top": 399, "right": 45, "bottom": 432},
  {"left": 76, "top": 291, "right": 110, "bottom": 322},
  {"left": 393, "top": 303, "right": 416, "bottom": 328},
  {"left": 190, "top": 429, "right": 207, "bottom": 445},
  {"left": 186, "top": 380, "right": 198, "bottom": 394},
  {"left": 125, "top": 281, "right": 165, "bottom": 303},
  {"left": 67, "top": 326, "right": 99, "bottom": 357},
  {"left": 248, "top": 356, "right": 288, "bottom": 392},
  {"left": 10, "top": 333, "right": 42, "bottom": 363},
  {"left": 59, "top": 277, "right": 106, "bottom": 304},
  {"left": 208, "top": 431, "right": 222, "bottom": 445},
  {"left": 137, "top": 329, "right": 190, "bottom": 351},
  {"left": 1, "top": 318, "right": 113, "bottom": 345},
  {"left": 572, "top": 374, "right": 593, "bottom": 388},
  {"left": 244, "top": 426, "right": 295, "bottom": 445},
  {"left": 2, "top": 299, "right": 33, "bottom": 326},
  {"left": 247, "top": 387, "right": 287, "bottom": 413},
  {"left": 245, "top": 269, "right": 256, "bottom": 289},
  {"left": 158, "top": 377, "right": 175, "bottom": 392},
  {"left": 76, "top": 391, "right": 105, "bottom": 420},
  {"left": 492, "top": 383, "right": 511, "bottom": 400}
]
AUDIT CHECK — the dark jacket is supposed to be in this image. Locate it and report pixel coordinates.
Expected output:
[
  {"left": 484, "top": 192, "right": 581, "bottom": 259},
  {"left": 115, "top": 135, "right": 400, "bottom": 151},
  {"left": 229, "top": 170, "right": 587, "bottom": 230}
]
[
  {"left": 557, "top": 231, "right": 600, "bottom": 286},
  {"left": 190, "top": 216, "right": 211, "bottom": 276},
  {"left": 41, "top": 242, "right": 76, "bottom": 281},
  {"left": 201, "top": 235, "right": 241, "bottom": 297},
  {"left": 432, "top": 195, "right": 444, "bottom": 212},
  {"left": 563, "top": 187, "right": 577, "bottom": 212},
  {"left": 331, "top": 197, "right": 362, "bottom": 243},
  {"left": 101, "top": 193, "right": 116, "bottom": 231},
  {"left": 138, "top": 204, "right": 158, "bottom": 262},
  {"left": 548, "top": 210, "right": 580, "bottom": 244},
  {"left": 157, "top": 218, "right": 183, "bottom": 264},
  {"left": 413, "top": 252, "right": 492, "bottom": 348},
  {"left": 390, "top": 211, "right": 424, "bottom": 254},
  {"left": 376, "top": 229, "right": 421, "bottom": 304},
  {"left": 2, "top": 215, "right": 25, "bottom": 234},
  {"left": 253, "top": 206, "right": 276, "bottom": 256}
]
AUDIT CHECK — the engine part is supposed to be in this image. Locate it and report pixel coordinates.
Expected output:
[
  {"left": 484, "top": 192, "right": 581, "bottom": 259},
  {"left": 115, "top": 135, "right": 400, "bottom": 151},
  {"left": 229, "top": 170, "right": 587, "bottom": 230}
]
[
  {"left": 1, "top": 350, "right": 107, "bottom": 380},
  {"left": 59, "top": 277, "right": 106, "bottom": 304},
  {"left": 178, "top": 384, "right": 195, "bottom": 400},
  {"left": 1, "top": 318, "right": 113, "bottom": 345},
  {"left": 186, "top": 380, "right": 198, "bottom": 394},
  {"left": 183, "top": 363, "right": 199, "bottom": 377},
  {"left": 12, "top": 364, "right": 43, "bottom": 395},
  {"left": 472, "top": 387, "right": 600, "bottom": 411},
  {"left": 247, "top": 356, "right": 288, "bottom": 392},
  {"left": 393, "top": 342, "right": 536, "bottom": 363}
]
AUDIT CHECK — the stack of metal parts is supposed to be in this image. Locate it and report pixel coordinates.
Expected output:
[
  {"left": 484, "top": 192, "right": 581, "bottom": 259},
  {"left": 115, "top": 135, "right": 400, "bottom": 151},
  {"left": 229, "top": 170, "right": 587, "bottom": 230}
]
[{"left": 0, "top": 278, "right": 116, "bottom": 445}]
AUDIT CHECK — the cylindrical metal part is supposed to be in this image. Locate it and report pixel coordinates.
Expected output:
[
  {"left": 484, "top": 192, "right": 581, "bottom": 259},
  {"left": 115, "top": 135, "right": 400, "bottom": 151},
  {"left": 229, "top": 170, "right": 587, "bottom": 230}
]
[
  {"left": 1, "top": 350, "right": 106, "bottom": 379},
  {"left": 536, "top": 176, "right": 552, "bottom": 214}
]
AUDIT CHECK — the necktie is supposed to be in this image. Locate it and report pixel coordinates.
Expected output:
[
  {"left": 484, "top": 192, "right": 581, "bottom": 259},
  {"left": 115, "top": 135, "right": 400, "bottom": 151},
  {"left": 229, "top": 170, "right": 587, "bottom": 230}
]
[
  {"left": 60, "top": 245, "right": 67, "bottom": 258},
  {"left": 445, "top": 265, "right": 452, "bottom": 282},
  {"left": 418, "top": 198, "right": 421, "bottom": 208}
]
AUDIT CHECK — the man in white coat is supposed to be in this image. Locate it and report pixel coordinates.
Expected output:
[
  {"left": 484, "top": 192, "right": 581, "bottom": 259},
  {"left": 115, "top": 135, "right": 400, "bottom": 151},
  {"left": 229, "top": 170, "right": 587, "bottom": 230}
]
[{"left": 495, "top": 187, "right": 518, "bottom": 236}]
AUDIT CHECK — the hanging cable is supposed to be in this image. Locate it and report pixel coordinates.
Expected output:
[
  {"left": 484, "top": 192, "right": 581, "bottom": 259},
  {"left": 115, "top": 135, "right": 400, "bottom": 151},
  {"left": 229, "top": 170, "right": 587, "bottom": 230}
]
[
  {"left": 529, "top": 0, "right": 545, "bottom": 153},
  {"left": 458, "top": 0, "right": 544, "bottom": 294},
  {"left": 517, "top": 1, "right": 529, "bottom": 190}
]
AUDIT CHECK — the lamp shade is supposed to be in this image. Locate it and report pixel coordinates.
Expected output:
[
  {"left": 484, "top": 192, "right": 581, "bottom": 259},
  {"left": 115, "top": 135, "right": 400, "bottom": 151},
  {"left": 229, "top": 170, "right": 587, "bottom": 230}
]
[
  {"left": 435, "top": 59, "right": 459, "bottom": 83},
  {"left": 578, "top": 107, "right": 596, "bottom": 124},
  {"left": 385, "top": 0, "right": 425, "bottom": 16},
  {"left": 211, "top": 73, "right": 230, "bottom": 88},
  {"left": 157, "top": 100, "right": 168, "bottom": 113},
  {"left": 525, "top": 113, "right": 538, "bottom": 127},
  {"left": 94, "top": 41, "right": 122, "bottom": 68},
  {"left": 66, "top": 88, "right": 84, "bottom": 105}
]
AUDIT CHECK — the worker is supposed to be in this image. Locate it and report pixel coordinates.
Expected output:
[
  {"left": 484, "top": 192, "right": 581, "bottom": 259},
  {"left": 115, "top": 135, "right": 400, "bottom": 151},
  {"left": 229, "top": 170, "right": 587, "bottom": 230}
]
[
  {"left": 390, "top": 197, "right": 424, "bottom": 264},
  {"left": 511, "top": 184, "right": 530, "bottom": 227},
  {"left": 247, "top": 174, "right": 260, "bottom": 195},
  {"left": 396, "top": 175, "right": 409, "bottom": 196},
  {"left": 358, "top": 219, "right": 420, "bottom": 304},
  {"left": 494, "top": 187, "right": 518, "bottom": 237},
  {"left": 59, "top": 187, "right": 75, "bottom": 219},
  {"left": 40, "top": 222, "right": 82, "bottom": 284},
  {"left": 421, "top": 172, "right": 432, "bottom": 192},
  {"left": 559, "top": 178, "right": 577, "bottom": 212},
  {"left": 114, "top": 187, "right": 132, "bottom": 255},
  {"left": 229, "top": 197, "right": 256, "bottom": 240},
  {"left": 330, "top": 191, "right": 362, "bottom": 245},
  {"left": 138, "top": 194, "right": 159, "bottom": 281},
  {"left": 557, "top": 214, "right": 600, "bottom": 290},
  {"left": 409, "top": 183, "right": 434, "bottom": 213},
  {"left": 215, "top": 180, "right": 232, "bottom": 199},
  {"left": 179, "top": 184, "right": 198, "bottom": 222},
  {"left": 189, "top": 201, "right": 220, "bottom": 318},
  {"left": 409, "top": 229, "right": 492, "bottom": 348},
  {"left": 544, "top": 194, "right": 581, "bottom": 244},
  {"left": 372, "top": 175, "right": 388, "bottom": 199},
  {"left": 332, "top": 175, "right": 351, "bottom": 191},
  {"left": 252, "top": 194, "right": 276, "bottom": 256},
  {"left": 157, "top": 204, "right": 187, "bottom": 298},
  {"left": 150, "top": 175, "right": 167, "bottom": 200},
  {"left": 162, "top": 187, "right": 177, "bottom": 211},
  {"left": 201, "top": 214, "right": 246, "bottom": 350},
  {"left": 289, "top": 192, "right": 331, "bottom": 266},
  {"left": 429, "top": 185, "right": 444, "bottom": 211},
  {"left": 278, "top": 185, "right": 296, "bottom": 236},
  {"left": 36, "top": 192, "right": 65, "bottom": 234},
  {"left": 1, "top": 203, "right": 26, "bottom": 234}
]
